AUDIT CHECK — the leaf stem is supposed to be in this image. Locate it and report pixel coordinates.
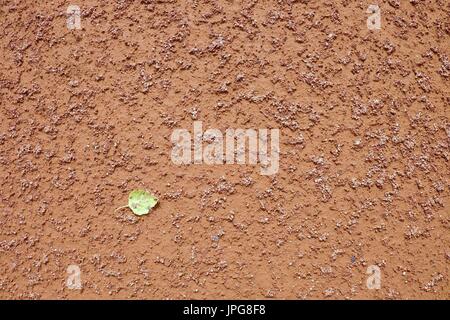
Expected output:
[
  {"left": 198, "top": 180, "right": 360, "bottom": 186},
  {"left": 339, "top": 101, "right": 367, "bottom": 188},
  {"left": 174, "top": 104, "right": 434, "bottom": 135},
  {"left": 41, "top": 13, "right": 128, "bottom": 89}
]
[{"left": 115, "top": 205, "right": 129, "bottom": 212}]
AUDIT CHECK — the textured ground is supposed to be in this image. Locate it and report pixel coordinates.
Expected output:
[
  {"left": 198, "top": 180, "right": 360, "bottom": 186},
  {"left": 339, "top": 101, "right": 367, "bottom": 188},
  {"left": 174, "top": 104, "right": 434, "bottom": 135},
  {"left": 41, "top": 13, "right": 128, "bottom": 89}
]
[{"left": 0, "top": 0, "right": 449, "bottom": 299}]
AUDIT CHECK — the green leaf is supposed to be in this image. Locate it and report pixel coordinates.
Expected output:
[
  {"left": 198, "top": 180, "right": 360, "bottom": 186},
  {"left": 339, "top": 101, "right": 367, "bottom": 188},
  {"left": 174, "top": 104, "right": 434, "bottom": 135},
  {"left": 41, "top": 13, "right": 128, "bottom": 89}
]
[
  {"left": 116, "top": 189, "right": 158, "bottom": 216},
  {"left": 128, "top": 189, "right": 158, "bottom": 215}
]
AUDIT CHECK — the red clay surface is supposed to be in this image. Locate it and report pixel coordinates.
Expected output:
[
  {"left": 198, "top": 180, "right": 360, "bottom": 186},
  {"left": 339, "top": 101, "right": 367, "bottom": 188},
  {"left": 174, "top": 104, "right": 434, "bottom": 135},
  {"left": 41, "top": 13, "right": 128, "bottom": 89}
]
[{"left": 0, "top": 0, "right": 449, "bottom": 299}]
